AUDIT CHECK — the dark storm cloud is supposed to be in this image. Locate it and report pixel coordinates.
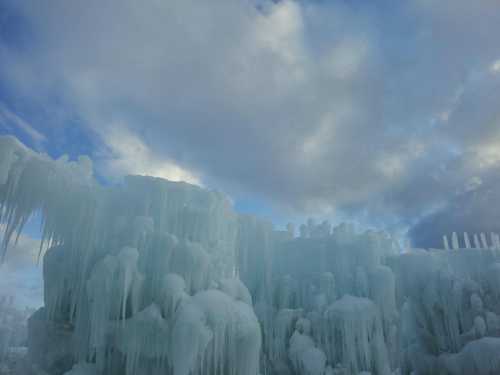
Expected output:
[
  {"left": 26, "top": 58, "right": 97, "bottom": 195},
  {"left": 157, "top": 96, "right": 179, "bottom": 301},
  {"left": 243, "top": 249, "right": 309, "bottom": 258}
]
[{"left": 1, "top": 0, "right": 500, "bottom": 239}]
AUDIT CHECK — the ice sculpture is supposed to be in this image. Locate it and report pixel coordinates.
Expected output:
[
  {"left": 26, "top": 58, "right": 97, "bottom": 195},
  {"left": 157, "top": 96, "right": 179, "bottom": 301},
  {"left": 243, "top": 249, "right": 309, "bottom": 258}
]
[
  {"left": 0, "top": 136, "right": 263, "bottom": 375},
  {"left": 4, "top": 135, "right": 500, "bottom": 375},
  {"left": 260, "top": 223, "right": 398, "bottom": 375},
  {"left": 391, "top": 243, "right": 500, "bottom": 375}
]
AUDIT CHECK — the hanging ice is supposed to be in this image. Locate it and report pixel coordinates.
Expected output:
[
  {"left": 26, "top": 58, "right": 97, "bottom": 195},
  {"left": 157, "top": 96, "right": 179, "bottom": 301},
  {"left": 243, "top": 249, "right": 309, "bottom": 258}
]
[
  {"left": 4, "top": 134, "right": 500, "bottom": 375},
  {"left": 0, "top": 136, "right": 262, "bottom": 375},
  {"left": 322, "top": 295, "right": 390, "bottom": 375}
]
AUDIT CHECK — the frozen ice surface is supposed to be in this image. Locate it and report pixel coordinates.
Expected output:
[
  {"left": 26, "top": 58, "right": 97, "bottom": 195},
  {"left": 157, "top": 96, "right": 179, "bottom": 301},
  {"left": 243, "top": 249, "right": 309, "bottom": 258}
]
[{"left": 3, "top": 135, "right": 500, "bottom": 375}]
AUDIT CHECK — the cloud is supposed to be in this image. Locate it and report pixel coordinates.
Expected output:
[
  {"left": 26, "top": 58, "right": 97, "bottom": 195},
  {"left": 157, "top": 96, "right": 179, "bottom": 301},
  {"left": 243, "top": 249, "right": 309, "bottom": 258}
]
[
  {"left": 0, "top": 102, "right": 46, "bottom": 147},
  {"left": 409, "top": 172, "right": 500, "bottom": 248},
  {"left": 0, "top": 227, "right": 43, "bottom": 308},
  {"left": 1, "top": 0, "right": 500, "bottom": 239},
  {"left": 490, "top": 59, "right": 500, "bottom": 74},
  {"left": 96, "top": 125, "right": 200, "bottom": 185}
]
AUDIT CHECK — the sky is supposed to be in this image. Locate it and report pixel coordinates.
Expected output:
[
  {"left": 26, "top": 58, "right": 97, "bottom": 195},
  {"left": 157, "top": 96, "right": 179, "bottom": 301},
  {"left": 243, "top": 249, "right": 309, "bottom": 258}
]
[
  {"left": 0, "top": 224, "right": 43, "bottom": 308},
  {"left": 1, "top": 0, "right": 500, "bottom": 307}
]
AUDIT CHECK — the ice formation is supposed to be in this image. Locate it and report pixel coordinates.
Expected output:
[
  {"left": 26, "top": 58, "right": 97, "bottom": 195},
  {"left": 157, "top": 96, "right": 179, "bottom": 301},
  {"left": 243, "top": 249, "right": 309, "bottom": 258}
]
[
  {"left": 0, "top": 135, "right": 261, "bottom": 375},
  {"left": 0, "top": 296, "right": 33, "bottom": 375},
  {"left": 259, "top": 224, "right": 398, "bottom": 375},
  {"left": 0, "top": 296, "right": 31, "bottom": 360},
  {"left": 3, "top": 135, "right": 500, "bottom": 375}
]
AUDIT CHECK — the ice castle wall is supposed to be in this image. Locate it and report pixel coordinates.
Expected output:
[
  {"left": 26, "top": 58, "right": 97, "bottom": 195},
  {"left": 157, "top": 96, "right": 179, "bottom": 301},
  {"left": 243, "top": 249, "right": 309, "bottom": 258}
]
[{"left": 3, "top": 136, "right": 500, "bottom": 375}]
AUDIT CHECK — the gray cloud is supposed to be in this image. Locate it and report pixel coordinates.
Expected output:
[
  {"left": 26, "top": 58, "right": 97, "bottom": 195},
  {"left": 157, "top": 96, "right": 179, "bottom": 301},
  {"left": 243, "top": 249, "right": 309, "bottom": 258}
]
[
  {"left": 409, "top": 172, "right": 500, "bottom": 248},
  {"left": 1, "top": 0, "right": 500, "bottom": 238}
]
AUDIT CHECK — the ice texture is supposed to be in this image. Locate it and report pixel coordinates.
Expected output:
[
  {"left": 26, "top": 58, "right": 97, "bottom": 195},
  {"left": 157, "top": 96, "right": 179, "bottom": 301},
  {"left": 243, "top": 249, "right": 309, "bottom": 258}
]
[
  {"left": 0, "top": 136, "right": 262, "bottom": 375},
  {"left": 3, "top": 135, "right": 500, "bottom": 375},
  {"left": 390, "top": 244, "right": 500, "bottom": 374},
  {"left": 0, "top": 296, "right": 32, "bottom": 364}
]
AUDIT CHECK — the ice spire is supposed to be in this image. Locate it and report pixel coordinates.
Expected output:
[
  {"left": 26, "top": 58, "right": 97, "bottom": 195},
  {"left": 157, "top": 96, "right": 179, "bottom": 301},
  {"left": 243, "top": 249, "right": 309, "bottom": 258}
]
[
  {"left": 464, "top": 232, "right": 471, "bottom": 249},
  {"left": 443, "top": 235, "right": 450, "bottom": 250},
  {"left": 480, "top": 233, "right": 488, "bottom": 248},
  {"left": 474, "top": 234, "right": 481, "bottom": 249},
  {"left": 451, "top": 232, "right": 459, "bottom": 250}
]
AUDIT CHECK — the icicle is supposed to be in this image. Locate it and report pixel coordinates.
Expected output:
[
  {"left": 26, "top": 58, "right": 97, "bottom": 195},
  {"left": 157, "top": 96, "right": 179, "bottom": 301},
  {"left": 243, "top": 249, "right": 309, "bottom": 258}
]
[
  {"left": 288, "top": 330, "right": 326, "bottom": 375},
  {"left": 480, "top": 233, "right": 488, "bottom": 248},
  {"left": 19, "top": 135, "right": 500, "bottom": 375},
  {"left": 464, "top": 232, "right": 471, "bottom": 249},
  {"left": 443, "top": 235, "right": 449, "bottom": 250},
  {"left": 169, "top": 289, "right": 261, "bottom": 375},
  {"left": 322, "top": 295, "right": 390, "bottom": 375},
  {"left": 490, "top": 232, "right": 499, "bottom": 249},
  {"left": 85, "top": 247, "right": 143, "bottom": 366},
  {"left": 369, "top": 266, "right": 397, "bottom": 329},
  {"left": 473, "top": 234, "right": 481, "bottom": 249},
  {"left": 439, "top": 338, "right": 500, "bottom": 374},
  {"left": 495, "top": 233, "right": 500, "bottom": 249},
  {"left": 267, "top": 309, "right": 302, "bottom": 365},
  {"left": 451, "top": 232, "right": 459, "bottom": 249},
  {"left": 115, "top": 304, "right": 170, "bottom": 375}
]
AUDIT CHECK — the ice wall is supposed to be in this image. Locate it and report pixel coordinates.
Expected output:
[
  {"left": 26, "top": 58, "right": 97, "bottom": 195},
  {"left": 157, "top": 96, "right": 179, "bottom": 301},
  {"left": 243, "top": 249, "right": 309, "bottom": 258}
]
[
  {"left": 390, "top": 247, "right": 500, "bottom": 375},
  {"left": 4, "top": 135, "right": 500, "bottom": 375},
  {"left": 0, "top": 136, "right": 264, "bottom": 375},
  {"left": 258, "top": 223, "right": 398, "bottom": 375}
]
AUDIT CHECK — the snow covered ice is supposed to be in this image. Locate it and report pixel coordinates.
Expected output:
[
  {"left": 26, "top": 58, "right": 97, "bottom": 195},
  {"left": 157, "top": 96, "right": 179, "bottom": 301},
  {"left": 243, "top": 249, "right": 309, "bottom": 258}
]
[{"left": 3, "top": 135, "right": 500, "bottom": 375}]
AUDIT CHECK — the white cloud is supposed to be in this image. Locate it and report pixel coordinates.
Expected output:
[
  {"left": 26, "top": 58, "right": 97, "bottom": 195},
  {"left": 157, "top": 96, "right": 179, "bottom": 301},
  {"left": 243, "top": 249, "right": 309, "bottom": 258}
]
[
  {"left": 254, "top": 1, "right": 305, "bottom": 68},
  {"left": 0, "top": 102, "right": 46, "bottom": 146},
  {"left": 0, "top": 228, "right": 43, "bottom": 308},
  {"left": 98, "top": 125, "right": 200, "bottom": 185},
  {"left": 490, "top": 59, "right": 500, "bottom": 74},
  {"left": 323, "top": 36, "right": 370, "bottom": 80},
  {"left": 471, "top": 141, "right": 500, "bottom": 169},
  {"left": 1, "top": 0, "right": 500, "bottom": 231}
]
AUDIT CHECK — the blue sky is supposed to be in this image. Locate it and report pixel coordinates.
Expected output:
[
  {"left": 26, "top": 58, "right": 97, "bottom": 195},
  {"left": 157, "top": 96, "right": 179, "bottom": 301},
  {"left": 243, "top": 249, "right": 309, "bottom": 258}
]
[{"left": 1, "top": 0, "right": 500, "bottom": 306}]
